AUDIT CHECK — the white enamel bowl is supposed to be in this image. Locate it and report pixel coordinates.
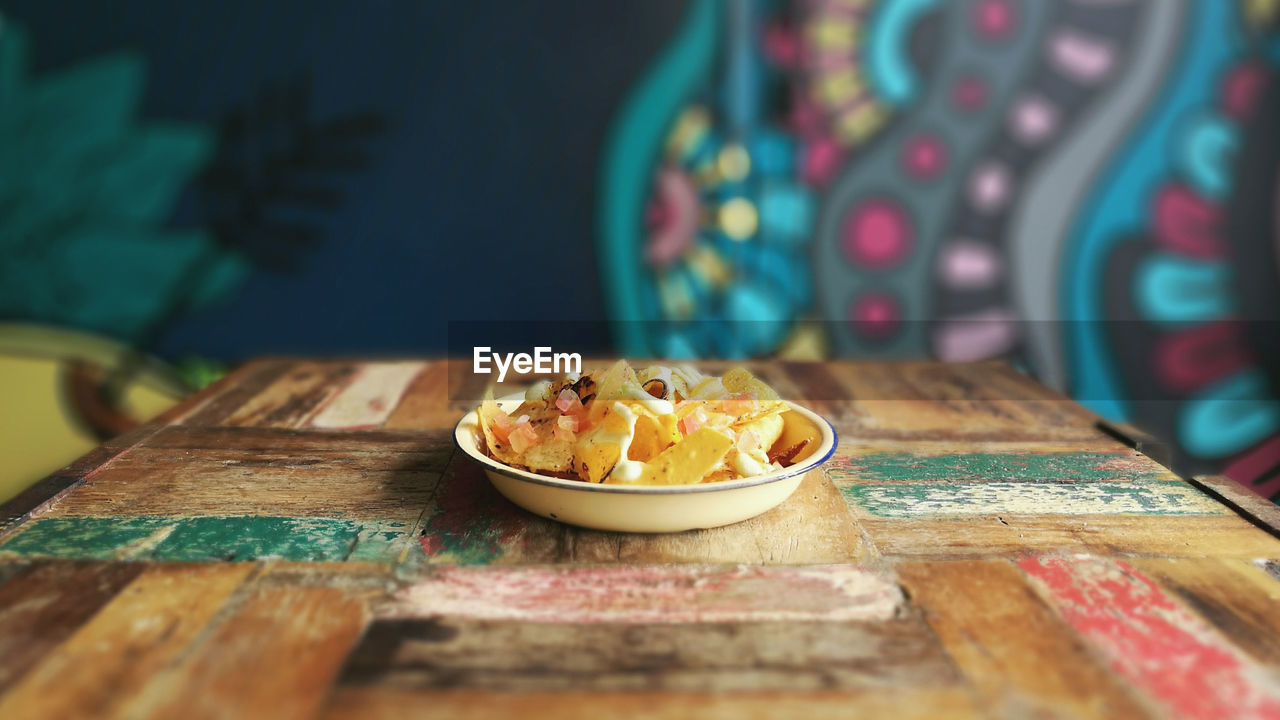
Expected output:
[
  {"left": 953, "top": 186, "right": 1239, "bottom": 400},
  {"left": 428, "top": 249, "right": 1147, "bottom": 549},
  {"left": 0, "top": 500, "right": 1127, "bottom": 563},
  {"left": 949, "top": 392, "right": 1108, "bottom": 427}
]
[{"left": 454, "top": 394, "right": 837, "bottom": 533}]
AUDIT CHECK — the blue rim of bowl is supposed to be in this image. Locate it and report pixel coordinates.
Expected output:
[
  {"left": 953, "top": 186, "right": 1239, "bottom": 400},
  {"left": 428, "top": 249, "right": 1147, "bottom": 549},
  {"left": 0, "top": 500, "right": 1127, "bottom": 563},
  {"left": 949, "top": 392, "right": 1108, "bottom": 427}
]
[{"left": 453, "top": 398, "right": 839, "bottom": 495}]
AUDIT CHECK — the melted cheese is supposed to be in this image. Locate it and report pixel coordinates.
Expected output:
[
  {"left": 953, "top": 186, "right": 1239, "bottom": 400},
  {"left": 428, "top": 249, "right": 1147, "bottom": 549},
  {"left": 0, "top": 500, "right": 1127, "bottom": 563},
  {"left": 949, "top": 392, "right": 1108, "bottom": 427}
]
[
  {"left": 622, "top": 386, "right": 674, "bottom": 416},
  {"left": 597, "top": 401, "right": 644, "bottom": 482}
]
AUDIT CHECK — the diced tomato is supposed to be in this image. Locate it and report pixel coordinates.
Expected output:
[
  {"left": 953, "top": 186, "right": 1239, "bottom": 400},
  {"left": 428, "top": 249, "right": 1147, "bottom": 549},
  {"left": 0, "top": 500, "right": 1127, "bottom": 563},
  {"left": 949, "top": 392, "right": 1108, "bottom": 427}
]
[
  {"left": 721, "top": 393, "right": 758, "bottom": 416},
  {"left": 553, "top": 423, "right": 576, "bottom": 442},
  {"left": 509, "top": 423, "right": 539, "bottom": 453},
  {"left": 678, "top": 413, "right": 701, "bottom": 436},
  {"left": 555, "top": 389, "right": 583, "bottom": 415},
  {"left": 557, "top": 414, "right": 579, "bottom": 432},
  {"left": 490, "top": 410, "right": 514, "bottom": 441}
]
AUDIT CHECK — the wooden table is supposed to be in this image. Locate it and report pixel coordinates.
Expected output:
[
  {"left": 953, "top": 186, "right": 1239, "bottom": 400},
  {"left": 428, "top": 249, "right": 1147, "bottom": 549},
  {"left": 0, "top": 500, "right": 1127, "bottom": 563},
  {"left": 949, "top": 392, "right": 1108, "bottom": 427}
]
[{"left": 3, "top": 359, "right": 1280, "bottom": 719}]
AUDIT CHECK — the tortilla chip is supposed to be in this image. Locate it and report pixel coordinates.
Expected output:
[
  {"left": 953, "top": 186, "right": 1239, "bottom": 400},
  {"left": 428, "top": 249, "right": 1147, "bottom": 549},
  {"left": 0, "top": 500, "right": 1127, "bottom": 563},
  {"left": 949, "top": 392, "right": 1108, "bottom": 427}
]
[
  {"left": 668, "top": 372, "right": 691, "bottom": 402},
  {"left": 522, "top": 438, "right": 575, "bottom": 473},
  {"left": 628, "top": 413, "right": 678, "bottom": 463},
  {"left": 479, "top": 362, "right": 797, "bottom": 486},
  {"left": 701, "top": 468, "right": 736, "bottom": 484},
  {"left": 689, "top": 377, "right": 729, "bottom": 400},
  {"left": 572, "top": 410, "right": 628, "bottom": 483},
  {"left": 476, "top": 389, "right": 520, "bottom": 464},
  {"left": 771, "top": 410, "right": 822, "bottom": 464},
  {"left": 735, "top": 412, "right": 785, "bottom": 455},
  {"left": 622, "top": 427, "right": 733, "bottom": 486},
  {"left": 635, "top": 365, "right": 666, "bottom": 384},
  {"left": 720, "top": 367, "right": 781, "bottom": 401},
  {"left": 586, "top": 359, "right": 638, "bottom": 423}
]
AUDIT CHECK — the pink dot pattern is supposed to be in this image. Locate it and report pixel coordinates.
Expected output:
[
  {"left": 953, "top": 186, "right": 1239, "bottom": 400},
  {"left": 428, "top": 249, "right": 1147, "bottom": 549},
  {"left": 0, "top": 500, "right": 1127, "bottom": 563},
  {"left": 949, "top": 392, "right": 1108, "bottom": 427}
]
[
  {"left": 1010, "top": 95, "right": 1058, "bottom": 145},
  {"left": 952, "top": 75, "right": 989, "bottom": 112},
  {"left": 973, "top": 0, "right": 1017, "bottom": 41},
  {"left": 969, "top": 163, "right": 1011, "bottom": 212},
  {"left": 901, "top": 133, "right": 948, "bottom": 180},
  {"left": 938, "top": 241, "right": 1003, "bottom": 289},
  {"left": 849, "top": 292, "right": 902, "bottom": 338},
  {"left": 842, "top": 199, "right": 913, "bottom": 268}
]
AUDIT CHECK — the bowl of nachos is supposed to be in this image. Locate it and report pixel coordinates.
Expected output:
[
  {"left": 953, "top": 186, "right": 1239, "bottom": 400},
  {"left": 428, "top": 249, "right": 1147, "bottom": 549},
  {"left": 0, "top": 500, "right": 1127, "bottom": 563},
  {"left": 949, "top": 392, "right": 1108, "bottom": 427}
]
[{"left": 454, "top": 360, "right": 836, "bottom": 532}]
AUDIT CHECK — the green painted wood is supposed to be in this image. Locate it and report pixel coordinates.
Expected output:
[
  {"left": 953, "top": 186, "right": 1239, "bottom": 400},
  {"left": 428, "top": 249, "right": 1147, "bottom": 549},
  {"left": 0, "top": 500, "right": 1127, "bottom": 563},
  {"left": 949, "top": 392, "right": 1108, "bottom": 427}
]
[
  {"left": 155, "top": 517, "right": 363, "bottom": 562},
  {"left": 826, "top": 452, "right": 1171, "bottom": 485},
  {"left": 0, "top": 517, "right": 171, "bottom": 560},
  {"left": 0, "top": 516, "right": 417, "bottom": 562},
  {"left": 840, "top": 481, "right": 1231, "bottom": 518}
]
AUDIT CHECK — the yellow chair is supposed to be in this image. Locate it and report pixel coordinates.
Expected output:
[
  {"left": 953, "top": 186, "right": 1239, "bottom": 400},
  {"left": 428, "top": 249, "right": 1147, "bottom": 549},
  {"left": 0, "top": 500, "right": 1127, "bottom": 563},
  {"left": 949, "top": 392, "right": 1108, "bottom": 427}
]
[{"left": 0, "top": 324, "right": 188, "bottom": 503}]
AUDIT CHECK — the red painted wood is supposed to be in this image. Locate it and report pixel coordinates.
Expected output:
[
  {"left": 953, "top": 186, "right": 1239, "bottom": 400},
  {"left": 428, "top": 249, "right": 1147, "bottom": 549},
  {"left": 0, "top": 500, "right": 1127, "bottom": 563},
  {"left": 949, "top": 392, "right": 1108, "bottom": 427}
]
[{"left": 1020, "top": 555, "right": 1280, "bottom": 720}]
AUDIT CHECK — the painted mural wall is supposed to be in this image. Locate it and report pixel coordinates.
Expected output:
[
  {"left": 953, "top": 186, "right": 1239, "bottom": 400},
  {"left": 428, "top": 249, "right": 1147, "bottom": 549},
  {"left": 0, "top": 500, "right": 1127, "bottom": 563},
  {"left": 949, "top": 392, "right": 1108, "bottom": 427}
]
[
  {"left": 0, "top": 1, "right": 1278, "bottom": 504},
  {"left": 0, "top": 1, "right": 677, "bottom": 502},
  {"left": 600, "top": 0, "right": 1280, "bottom": 494}
]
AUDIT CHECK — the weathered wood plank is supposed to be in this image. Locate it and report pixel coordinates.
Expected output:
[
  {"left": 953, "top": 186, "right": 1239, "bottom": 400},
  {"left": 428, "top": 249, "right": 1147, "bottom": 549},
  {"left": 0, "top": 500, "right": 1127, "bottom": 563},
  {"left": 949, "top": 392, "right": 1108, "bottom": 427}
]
[
  {"left": 898, "top": 560, "right": 1155, "bottom": 719},
  {"left": 222, "top": 361, "right": 358, "bottom": 428},
  {"left": 1192, "top": 475, "right": 1280, "bottom": 535},
  {"left": 0, "top": 422, "right": 165, "bottom": 538},
  {"left": 51, "top": 421, "right": 169, "bottom": 481},
  {"left": 380, "top": 565, "right": 901, "bottom": 623},
  {"left": 0, "top": 515, "right": 417, "bottom": 564},
  {"left": 0, "top": 562, "right": 145, "bottom": 694},
  {"left": 0, "top": 561, "right": 29, "bottom": 588},
  {"left": 338, "top": 616, "right": 959, "bottom": 693},
  {"left": 151, "top": 359, "right": 263, "bottom": 424},
  {"left": 779, "top": 360, "right": 851, "bottom": 406},
  {"left": 835, "top": 436, "right": 1147, "bottom": 453},
  {"left": 1130, "top": 558, "right": 1280, "bottom": 669},
  {"left": 827, "top": 446, "right": 1176, "bottom": 484},
  {"left": 740, "top": 360, "right": 808, "bottom": 400},
  {"left": 841, "top": 480, "right": 1229, "bottom": 517},
  {"left": 573, "top": 469, "right": 870, "bottom": 564},
  {"left": 41, "top": 426, "right": 448, "bottom": 521},
  {"left": 819, "top": 361, "right": 1100, "bottom": 439},
  {"left": 827, "top": 444, "right": 1225, "bottom": 518},
  {"left": 416, "top": 448, "right": 563, "bottom": 566},
  {"left": 858, "top": 515, "right": 1280, "bottom": 559},
  {"left": 384, "top": 362, "right": 463, "bottom": 430},
  {"left": 321, "top": 688, "right": 983, "bottom": 720},
  {"left": 0, "top": 516, "right": 176, "bottom": 560},
  {"left": 124, "top": 585, "right": 366, "bottom": 720},
  {"left": 308, "top": 362, "right": 427, "bottom": 428},
  {"left": 177, "top": 359, "right": 295, "bottom": 426},
  {"left": 0, "top": 475, "right": 82, "bottom": 538},
  {"left": 0, "top": 563, "right": 252, "bottom": 719},
  {"left": 139, "top": 424, "right": 457, "bottom": 458},
  {"left": 418, "top": 452, "right": 867, "bottom": 566},
  {"left": 257, "top": 561, "right": 398, "bottom": 588},
  {"left": 1020, "top": 555, "right": 1280, "bottom": 720}
]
